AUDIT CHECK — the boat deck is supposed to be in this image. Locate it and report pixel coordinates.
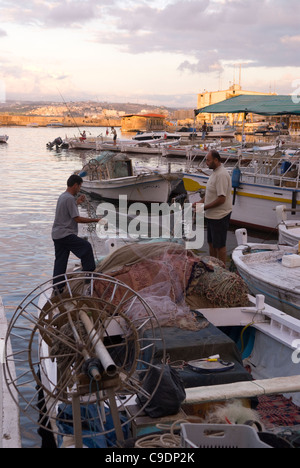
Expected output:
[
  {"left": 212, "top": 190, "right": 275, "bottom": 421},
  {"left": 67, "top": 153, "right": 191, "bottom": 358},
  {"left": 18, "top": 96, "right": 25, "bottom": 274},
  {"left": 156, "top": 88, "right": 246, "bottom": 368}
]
[{"left": 236, "top": 247, "right": 300, "bottom": 293}]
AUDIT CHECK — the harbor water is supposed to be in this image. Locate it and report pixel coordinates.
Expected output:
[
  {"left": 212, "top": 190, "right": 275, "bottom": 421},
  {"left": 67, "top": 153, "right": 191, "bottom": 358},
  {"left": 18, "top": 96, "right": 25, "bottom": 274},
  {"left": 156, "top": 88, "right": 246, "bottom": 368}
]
[{"left": 0, "top": 126, "right": 276, "bottom": 447}]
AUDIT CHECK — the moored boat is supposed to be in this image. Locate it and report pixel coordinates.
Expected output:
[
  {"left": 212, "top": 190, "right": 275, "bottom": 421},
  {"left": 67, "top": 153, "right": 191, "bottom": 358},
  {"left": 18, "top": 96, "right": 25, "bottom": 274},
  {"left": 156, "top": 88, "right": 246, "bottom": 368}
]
[
  {"left": 0, "top": 135, "right": 9, "bottom": 143},
  {"left": 132, "top": 131, "right": 181, "bottom": 142},
  {"left": 183, "top": 150, "right": 300, "bottom": 231},
  {"left": 78, "top": 152, "right": 184, "bottom": 203},
  {"left": 176, "top": 116, "right": 236, "bottom": 141},
  {"left": 275, "top": 204, "right": 300, "bottom": 245},
  {"left": 232, "top": 228, "right": 300, "bottom": 320}
]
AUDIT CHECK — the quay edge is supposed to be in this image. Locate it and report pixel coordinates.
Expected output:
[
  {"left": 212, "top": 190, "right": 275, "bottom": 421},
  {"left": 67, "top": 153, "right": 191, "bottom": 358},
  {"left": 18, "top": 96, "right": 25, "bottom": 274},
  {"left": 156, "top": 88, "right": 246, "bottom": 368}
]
[{"left": 0, "top": 297, "right": 21, "bottom": 449}]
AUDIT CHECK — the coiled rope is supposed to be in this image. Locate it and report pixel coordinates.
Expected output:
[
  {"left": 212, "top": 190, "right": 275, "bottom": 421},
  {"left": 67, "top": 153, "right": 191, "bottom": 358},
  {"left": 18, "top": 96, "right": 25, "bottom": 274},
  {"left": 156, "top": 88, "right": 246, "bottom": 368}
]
[{"left": 134, "top": 419, "right": 189, "bottom": 448}]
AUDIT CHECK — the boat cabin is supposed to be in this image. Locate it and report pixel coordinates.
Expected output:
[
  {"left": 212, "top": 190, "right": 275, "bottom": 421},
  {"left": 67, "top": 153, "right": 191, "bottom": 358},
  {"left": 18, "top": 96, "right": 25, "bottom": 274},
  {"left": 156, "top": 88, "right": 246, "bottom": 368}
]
[{"left": 80, "top": 153, "right": 134, "bottom": 181}]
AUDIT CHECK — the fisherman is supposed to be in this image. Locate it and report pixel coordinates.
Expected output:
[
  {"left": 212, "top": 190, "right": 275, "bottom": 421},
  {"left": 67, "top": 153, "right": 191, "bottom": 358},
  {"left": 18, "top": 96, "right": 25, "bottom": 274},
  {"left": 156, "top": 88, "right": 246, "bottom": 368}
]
[
  {"left": 111, "top": 126, "right": 117, "bottom": 146},
  {"left": 51, "top": 174, "right": 102, "bottom": 292},
  {"left": 80, "top": 130, "right": 87, "bottom": 140},
  {"left": 197, "top": 150, "right": 232, "bottom": 266}
]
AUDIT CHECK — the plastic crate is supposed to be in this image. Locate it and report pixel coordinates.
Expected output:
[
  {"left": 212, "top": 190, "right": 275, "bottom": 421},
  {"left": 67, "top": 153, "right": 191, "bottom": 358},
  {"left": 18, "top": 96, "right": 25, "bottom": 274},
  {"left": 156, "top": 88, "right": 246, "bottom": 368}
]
[{"left": 181, "top": 424, "right": 271, "bottom": 449}]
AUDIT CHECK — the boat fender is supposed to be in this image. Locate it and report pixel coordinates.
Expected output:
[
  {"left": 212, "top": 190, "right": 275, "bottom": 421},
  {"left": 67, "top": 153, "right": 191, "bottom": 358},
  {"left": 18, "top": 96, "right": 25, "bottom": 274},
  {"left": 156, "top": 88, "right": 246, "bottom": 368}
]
[
  {"left": 78, "top": 170, "right": 87, "bottom": 177},
  {"left": 281, "top": 161, "right": 292, "bottom": 174},
  {"left": 232, "top": 167, "right": 241, "bottom": 189},
  {"left": 232, "top": 167, "right": 241, "bottom": 205}
]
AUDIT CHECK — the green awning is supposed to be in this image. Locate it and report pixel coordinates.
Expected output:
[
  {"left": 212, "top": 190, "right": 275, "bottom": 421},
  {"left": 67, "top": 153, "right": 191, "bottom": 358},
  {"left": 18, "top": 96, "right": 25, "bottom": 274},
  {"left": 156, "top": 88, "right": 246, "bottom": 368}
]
[{"left": 195, "top": 95, "right": 300, "bottom": 116}]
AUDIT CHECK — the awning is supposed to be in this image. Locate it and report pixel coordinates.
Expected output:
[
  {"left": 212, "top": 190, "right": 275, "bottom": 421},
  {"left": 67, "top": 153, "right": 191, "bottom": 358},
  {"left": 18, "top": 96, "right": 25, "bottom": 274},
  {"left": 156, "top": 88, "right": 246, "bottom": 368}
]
[{"left": 195, "top": 95, "right": 300, "bottom": 116}]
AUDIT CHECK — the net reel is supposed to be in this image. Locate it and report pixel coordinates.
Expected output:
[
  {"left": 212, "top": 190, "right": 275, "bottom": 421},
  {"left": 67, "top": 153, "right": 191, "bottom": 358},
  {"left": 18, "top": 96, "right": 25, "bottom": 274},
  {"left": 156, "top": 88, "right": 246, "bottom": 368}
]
[{"left": 3, "top": 272, "right": 166, "bottom": 448}]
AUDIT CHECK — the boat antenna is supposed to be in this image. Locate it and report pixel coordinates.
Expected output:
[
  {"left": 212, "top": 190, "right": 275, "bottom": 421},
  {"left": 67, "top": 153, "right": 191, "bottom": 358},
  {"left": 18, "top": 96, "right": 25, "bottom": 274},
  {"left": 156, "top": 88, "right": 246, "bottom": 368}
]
[{"left": 57, "top": 88, "right": 83, "bottom": 135}]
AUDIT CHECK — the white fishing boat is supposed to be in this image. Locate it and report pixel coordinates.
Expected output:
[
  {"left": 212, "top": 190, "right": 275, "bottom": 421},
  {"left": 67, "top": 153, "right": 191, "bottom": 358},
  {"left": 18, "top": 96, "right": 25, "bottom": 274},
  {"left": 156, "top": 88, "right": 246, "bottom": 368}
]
[
  {"left": 132, "top": 131, "right": 181, "bottom": 142},
  {"left": 120, "top": 138, "right": 180, "bottom": 155},
  {"left": 177, "top": 116, "right": 236, "bottom": 141},
  {"left": 3, "top": 240, "right": 300, "bottom": 448},
  {"left": 279, "top": 221, "right": 300, "bottom": 246},
  {"left": 67, "top": 135, "right": 124, "bottom": 150},
  {"left": 98, "top": 137, "right": 181, "bottom": 155},
  {"left": 78, "top": 152, "right": 184, "bottom": 203},
  {"left": 0, "top": 135, "right": 9, "bottom": 143},
  {"left": 275, "top": 204, "right": 300, "bottom": 246},
  {"left": 206, "top": 115, "right": 236, "bottom": 138},
  {"left": 232, "top": 228, "right": 300, "bottom": 320},
  {"left": 183, "top": 150, "right": 300, "bottom": 231}
]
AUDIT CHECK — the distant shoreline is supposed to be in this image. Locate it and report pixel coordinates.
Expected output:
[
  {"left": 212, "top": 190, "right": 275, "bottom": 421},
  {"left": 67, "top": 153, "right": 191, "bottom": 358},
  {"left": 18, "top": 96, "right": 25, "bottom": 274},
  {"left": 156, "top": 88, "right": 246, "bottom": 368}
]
[{"left": 0, "top": 114, "right": 121, "bottom": 127}]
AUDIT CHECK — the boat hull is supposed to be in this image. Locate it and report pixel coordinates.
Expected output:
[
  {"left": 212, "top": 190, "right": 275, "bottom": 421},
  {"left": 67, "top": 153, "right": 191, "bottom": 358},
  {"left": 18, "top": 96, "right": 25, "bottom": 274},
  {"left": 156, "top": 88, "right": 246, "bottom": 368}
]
[
  {"left": 82, "top": 173, "right": 182, "bottom": 203},
  {"left": 278, "top": 222, "right": 300, "bottom": 245},
  {"left": 183, "top": 172, "right": 300, "bottom": 231},
  {"left": 232, "top": 244, "right": 300, "bottom": 320}
]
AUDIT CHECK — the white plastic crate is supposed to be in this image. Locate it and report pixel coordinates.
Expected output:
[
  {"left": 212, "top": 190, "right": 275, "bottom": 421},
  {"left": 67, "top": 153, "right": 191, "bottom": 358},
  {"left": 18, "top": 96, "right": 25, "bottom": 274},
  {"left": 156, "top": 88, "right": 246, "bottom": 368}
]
[{"left": 181, "top": 424, "right": 271, "bottom": 449}]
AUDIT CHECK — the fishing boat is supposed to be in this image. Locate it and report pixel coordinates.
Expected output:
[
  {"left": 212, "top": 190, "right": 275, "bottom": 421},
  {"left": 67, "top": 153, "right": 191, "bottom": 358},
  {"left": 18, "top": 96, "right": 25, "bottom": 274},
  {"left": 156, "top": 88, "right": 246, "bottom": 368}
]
[
  {"left": 99, "top": 137, "right": 181, "bottom": 154},
  {"left": 3, "top": 240, "right": 300, "bottom": 448},
  {"left": 66, "top": 135, "right": 118, "bottom": 150},
  {"left": 183, "top": 149, "right": 300, "bottom": 231},
  {"left": 78, "top": 152, "right": 184, "bottom": 203},
  {"left": 275, "top": 204, "right": 300, "bottom": 245},
  {"left": 0, "top": 135, "right": 9, "bottom": 143},
  {"left": 177, "top": 116, "right": 236, "bottom": 141},
  {"left": 46, "top": 122, "right": 64, "bottom": 128},
  {"left": 232, "top": 228, "right": 300, "bottom": 320},
  {"left": 119, "top": 138, "right": 180, "bottom": 155},
  {"left": 132, "top": 131, "right": 181, "bottom": 142}
]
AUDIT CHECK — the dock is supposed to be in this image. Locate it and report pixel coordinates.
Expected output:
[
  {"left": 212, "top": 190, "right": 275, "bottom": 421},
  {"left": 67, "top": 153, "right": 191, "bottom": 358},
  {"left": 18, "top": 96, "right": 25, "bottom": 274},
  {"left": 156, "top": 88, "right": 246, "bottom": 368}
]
[{"left": 0, "top": 297, "right": 21, "bottom": 448}]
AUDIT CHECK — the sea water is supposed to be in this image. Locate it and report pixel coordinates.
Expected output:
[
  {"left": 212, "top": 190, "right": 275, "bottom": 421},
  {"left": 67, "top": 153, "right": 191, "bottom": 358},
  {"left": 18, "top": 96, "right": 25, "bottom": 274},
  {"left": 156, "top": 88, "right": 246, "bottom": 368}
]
[{"left": 0, "top": 126, "right": 276, "bottom": 447}]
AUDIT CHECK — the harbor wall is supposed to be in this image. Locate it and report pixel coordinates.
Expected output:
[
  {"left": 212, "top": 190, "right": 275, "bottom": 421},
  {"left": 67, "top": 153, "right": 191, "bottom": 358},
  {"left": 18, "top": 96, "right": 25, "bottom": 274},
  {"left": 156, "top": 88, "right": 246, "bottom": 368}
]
[
  {"left": 0, "top": 297, "right": 21, "bottom": 448},
  {"left": 0, "top": 114, "right": 121, "bottom": 128}
]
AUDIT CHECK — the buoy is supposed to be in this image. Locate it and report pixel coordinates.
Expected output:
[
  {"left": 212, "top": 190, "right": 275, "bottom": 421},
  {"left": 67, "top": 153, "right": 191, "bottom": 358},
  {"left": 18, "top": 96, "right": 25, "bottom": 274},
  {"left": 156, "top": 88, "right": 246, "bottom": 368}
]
[{"left": 232, "top": 167, "right": 241, "bottom": 205}]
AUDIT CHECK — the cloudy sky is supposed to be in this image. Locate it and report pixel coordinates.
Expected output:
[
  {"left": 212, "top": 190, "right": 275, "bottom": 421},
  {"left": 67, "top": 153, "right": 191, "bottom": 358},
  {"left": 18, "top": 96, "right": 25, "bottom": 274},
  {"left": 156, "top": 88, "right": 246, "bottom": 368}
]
[{"left": 1, "top": 0, "right": 300, "bottom": 107}]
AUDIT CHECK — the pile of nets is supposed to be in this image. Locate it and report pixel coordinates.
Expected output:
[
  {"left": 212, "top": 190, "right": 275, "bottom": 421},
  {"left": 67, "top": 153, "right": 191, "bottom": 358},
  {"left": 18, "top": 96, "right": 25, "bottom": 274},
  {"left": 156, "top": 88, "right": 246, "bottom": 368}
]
[
  {"left": 186, "top": 257, "right": 249, "bottom": 308},
  {"left": 94, "top": 242, "right": 249, "bottom": 331}
]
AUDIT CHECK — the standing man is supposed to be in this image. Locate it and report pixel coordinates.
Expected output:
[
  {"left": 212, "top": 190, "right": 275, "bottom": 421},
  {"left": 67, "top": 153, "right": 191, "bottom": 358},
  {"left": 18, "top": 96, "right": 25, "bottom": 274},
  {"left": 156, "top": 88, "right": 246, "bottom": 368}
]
[
  {"left": 111, "top": 126, "right": 117, "bottom": 146},
  {"left": 52, "top": 174, "right": 102, "bottom": 291},
  {"left": 199, "top": 150, "right": 232, "bottom": 266}
]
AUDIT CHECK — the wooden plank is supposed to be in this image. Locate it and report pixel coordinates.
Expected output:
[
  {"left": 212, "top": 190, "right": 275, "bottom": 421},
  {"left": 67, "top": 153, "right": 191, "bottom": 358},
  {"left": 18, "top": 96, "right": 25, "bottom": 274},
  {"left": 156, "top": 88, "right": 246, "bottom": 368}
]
[
  {"left": 184, "top": 375, "right": 300, "bottom": 404},
  {"left": 0, "top": 297, "right": 21, "bottom": 448}
]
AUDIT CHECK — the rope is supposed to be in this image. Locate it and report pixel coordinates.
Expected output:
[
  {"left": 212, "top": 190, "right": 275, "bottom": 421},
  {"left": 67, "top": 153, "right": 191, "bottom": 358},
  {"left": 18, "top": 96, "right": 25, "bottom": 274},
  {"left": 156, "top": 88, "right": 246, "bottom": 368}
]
[{"left": 134, "top": 419, "right": 189, "bottom": 448}]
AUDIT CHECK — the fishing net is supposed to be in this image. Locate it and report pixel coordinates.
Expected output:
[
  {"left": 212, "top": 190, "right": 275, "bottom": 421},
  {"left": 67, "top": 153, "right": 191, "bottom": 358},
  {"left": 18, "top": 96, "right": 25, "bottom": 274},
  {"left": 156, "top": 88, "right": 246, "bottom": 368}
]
[{"left": 93, "top": 242, "right": 249, "bottom": 330}]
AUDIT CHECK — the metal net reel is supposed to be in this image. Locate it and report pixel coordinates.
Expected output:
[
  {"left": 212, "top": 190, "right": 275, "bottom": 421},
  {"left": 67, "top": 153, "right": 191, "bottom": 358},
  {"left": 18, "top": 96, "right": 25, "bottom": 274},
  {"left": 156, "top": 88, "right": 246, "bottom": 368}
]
[{"left": 3, "top": 272, "right": 166, "bottom": 448}]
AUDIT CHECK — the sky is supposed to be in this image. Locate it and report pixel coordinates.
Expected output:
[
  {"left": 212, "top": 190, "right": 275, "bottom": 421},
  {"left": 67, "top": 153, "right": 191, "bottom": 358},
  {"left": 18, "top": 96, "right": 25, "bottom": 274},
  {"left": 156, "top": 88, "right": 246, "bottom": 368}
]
[{"left": 1, "top": 0, "right": 300, "bottom": 108}]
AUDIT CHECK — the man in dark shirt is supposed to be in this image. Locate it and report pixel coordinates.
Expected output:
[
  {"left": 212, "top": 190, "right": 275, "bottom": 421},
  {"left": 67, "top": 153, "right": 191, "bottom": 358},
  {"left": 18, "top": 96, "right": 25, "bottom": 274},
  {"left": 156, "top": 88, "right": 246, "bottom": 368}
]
[{"left": 52, "top": 174, "right": 101, "bottom": 291}]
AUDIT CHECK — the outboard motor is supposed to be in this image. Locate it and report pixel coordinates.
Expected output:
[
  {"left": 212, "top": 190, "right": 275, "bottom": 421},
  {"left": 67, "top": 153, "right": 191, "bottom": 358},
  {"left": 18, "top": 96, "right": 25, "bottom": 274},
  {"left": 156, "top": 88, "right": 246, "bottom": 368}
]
[{"left": 47, "top": 136, "right": 63, "bottom": 150}]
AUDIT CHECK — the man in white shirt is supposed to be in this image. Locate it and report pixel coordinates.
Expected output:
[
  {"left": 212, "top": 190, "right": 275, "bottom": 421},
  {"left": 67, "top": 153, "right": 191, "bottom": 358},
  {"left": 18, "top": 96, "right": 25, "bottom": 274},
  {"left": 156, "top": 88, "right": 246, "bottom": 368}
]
[{"left": 199, "top": 150, "right": 232, "bottom": 265}]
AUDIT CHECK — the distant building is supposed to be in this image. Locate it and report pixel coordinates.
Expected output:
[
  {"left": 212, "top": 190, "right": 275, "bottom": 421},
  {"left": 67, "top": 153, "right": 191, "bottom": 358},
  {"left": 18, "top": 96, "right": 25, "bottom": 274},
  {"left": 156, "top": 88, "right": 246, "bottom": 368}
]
[
  {"left": 197, "top": 84, "right": 276, "bottom": 124},
  {"left": 172, "top": 109, "right": 195, "bottom": 121},
  {"left": 121, "top": 113, "right": 166, "bottom": 132}
]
